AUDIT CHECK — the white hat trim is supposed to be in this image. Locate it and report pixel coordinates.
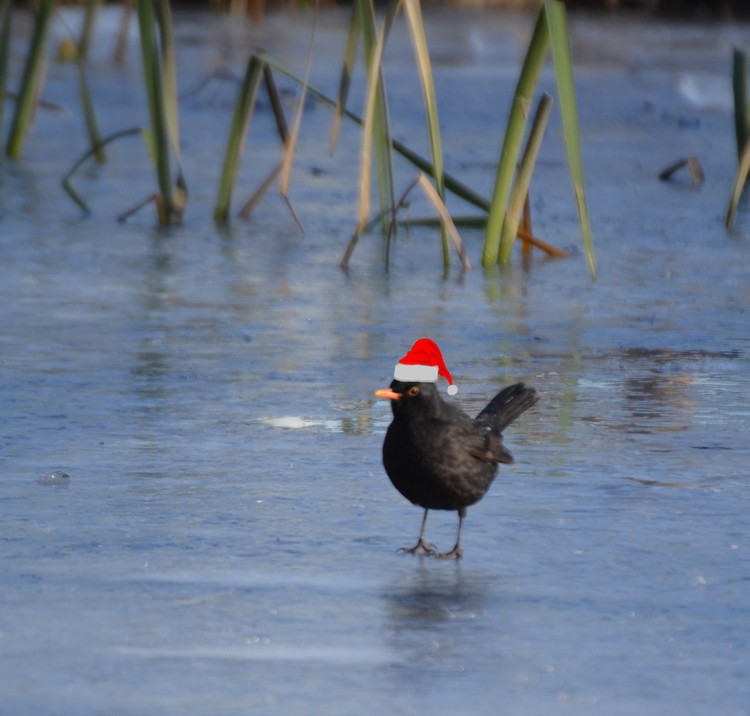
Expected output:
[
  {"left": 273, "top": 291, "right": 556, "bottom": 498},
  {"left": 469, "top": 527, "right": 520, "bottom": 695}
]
[{"left": 394, "top": 363, "right": 439, "bottom": 382}]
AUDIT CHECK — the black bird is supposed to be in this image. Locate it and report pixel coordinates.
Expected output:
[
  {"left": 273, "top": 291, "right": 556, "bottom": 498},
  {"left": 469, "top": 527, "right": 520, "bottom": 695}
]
[{"left": 375, "top": 380, "right": 538, "bottom": 559}]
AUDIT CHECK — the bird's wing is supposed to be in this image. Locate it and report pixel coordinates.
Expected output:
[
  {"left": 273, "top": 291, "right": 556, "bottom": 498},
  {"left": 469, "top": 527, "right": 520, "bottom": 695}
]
[
  {"left": 464, "top": 430, "right": 514, "bottom": 465},
  {"left": 434, "top": 398, "right": 515, "bottom": 466}
]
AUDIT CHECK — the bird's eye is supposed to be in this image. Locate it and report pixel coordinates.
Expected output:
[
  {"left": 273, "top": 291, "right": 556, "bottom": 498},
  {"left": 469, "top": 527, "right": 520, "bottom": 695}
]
[{"left": 407, "top": 386, "right": 421, "bottom": 397}]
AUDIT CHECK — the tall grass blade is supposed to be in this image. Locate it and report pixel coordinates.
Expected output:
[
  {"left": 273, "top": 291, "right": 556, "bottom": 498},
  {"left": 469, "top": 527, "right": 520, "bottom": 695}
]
[
  {"left": 544, "top": 1, "right": 595, "bottom": 277},
  {"left": 0, "top": 0, "right": 12, "bottom": 133},
  {"left": 76, "top": 54, "right": 105, "bottom": 163},
  {"left": 329, "top": 4, "right": 360, "bottom": 152},
  {"left": 114, "top": 0, "right": 133, "bottom": 65},
  {"left": 521, "top": 194, "right": 533, "bottom": 255},
  {"left": 726, "top": 138, "right": 750, "bottom": 228},
  {"left": 136, "top": 0, "right": 170, "bottom": 216},
  {"left": 77, "top": 0, "right": 99, "bottom": 61},
  {"left": 136, "top": 0, "right": 180, "bottom": 223},
  {"left": 214, "top": 54, "right": 263, "bottom": 222},
  {"left": 403, "top": 0, "right": 448, "bottom": 267},
  {"left": 729, "top": 48, "right": 750, "bottom": 228},
  {"left": 155, "top": 0, "right": 187, "bottom": 217},
  {"left": 6, "top": 0, "right": 54, "bottom": 158},
  {"left": 498, "top": 93, "right": 552, "bottom": 263},
  {"left": 235, "top": 66, "right": 290, "bottom": 221},
  {"left": 482, "top": 10, "right": 548, "bottom": 266},
  {"left": 263, "top": 63, "right": 290, "bottom": 144},
  {"left": 483, "top": 0, "right": 593, "bottom": 274},
  {"left": 279, "top": 6, "right": 317, "bottom": 206},
  {"left": 416, "top": 174, "right": 470, "bottom": 271},
  {"left": 403, "top": 0, "right": 443, "bottom": 198},
  {"left": 732, "top": 48, "right": 749, "bottom": 160},
  {"left": 356, "top": 0, "right": 397, "bottom": 236},
  {"left": 238, "top": 162, "right": 281, "bottom": 220},
  {"left": 154, "top": 0, "right": 180, "bottom": 157},
  {"left": 356, "top": 8, "right": 387, "bottom": 235}
]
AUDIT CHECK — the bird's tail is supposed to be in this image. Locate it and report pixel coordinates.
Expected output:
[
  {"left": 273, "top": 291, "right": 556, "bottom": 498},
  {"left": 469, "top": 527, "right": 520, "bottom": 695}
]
[{"left": 475, "top": 383, "right": 539, "bottom": 434}]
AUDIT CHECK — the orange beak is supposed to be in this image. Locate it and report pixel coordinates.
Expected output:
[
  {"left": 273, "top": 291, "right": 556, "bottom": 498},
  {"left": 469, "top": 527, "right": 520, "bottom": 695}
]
[{"left": 374, "top": 388, "right": 401, "bottom": 401}]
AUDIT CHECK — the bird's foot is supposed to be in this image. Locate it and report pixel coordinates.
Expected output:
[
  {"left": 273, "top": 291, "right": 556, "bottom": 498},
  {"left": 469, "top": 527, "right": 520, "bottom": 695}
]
[
  {"left": 399, "top": 537, "right": 436, "bottom": 556},
  {"left": 434, "top": 544, "right": 463, "bottom": 560}
]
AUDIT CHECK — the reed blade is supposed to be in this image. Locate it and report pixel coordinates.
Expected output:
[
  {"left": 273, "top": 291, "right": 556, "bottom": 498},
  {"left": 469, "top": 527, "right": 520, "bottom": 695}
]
[
  {"left": 6, "top": 0, "right": 53, "bottom": 158},
  {"left": 726, "top": 48, "right": 750, "bottom": 228},
  {"left": 356, "top": 5, "right": 385, "bottom": 235},
  {"left": 498, "top": 93, "right": 552, "bottom": 263},
  {"left": 0, "top": 0, "right": 12, "bottom": 133},
  {"left": 214, "top": 54, "right": 263, "bottom": 222},
  {"left": 154, "top": 0, "right": 180, "bottom": 159},
  {"left": 114, "top": 0, "right": 133, "bottom": 65},
  {"left": 416, "top": 174, "right": 470, "bottom": 271},
  {"left": 329, "top": 4, "right": 360, "bottom": 153},
  {"left": 136, "top": 0, "right": 177, "bottom": 222},
  {"left": 403, "top": 0, "right": 448, "bottom": 267},
  {"left": 356, "top": 0, "right": 398, "bottom": 236},
  {"left": 263, "top": 63, "right": 290, "bottom": 145},
  {"left": 482, "top": 9, "right": 548, "bottom": 266},
  {"left": 234, "top": 66, "right": 289, "bottom": 221},
  {"left": 726, "top": 137, "right": 750, "bottom": 228},
  {"left": 77, "top": 0, "right": 99, "bottom": 62},
  {"left": 238, "top": 162, "right": 282, "bottom": 220},
  {"left": 76, "top": 54, "right": 105, "bottom": 163},
  {"left": 544, "top": 0, "right": 595, "bottom": 277},
  {"left": 483, "top": 1, "right": 594, "bottom": 275},
  {"left": 732, "top": 47, "right": 749, "bottom": 161},
  {"left": 279, "top": 6, "right": 317, "bottom": 204}
]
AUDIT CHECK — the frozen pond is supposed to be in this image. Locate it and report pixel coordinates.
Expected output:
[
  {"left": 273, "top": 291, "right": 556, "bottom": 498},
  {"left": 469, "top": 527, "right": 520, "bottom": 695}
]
[{"left": 1, "top": 6, "right": 749, "bottom": 715}]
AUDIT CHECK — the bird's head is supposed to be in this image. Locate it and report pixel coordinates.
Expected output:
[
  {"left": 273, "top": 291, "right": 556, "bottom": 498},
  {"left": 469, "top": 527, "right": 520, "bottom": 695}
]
[{"left": 374, "top": 380, "right": 442, "bottom": 418}]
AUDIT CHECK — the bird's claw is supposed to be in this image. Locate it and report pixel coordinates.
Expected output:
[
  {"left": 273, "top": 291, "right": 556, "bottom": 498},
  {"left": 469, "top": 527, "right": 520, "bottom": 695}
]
[
  {"left": 434, "top": 545, "right": 463, "bottom": 560},
  {"left": 399, "top": 538, "right": 436, "bottom": 556},
  {"left": 399, "top": 539, "right": 463, "bottom": 559}
]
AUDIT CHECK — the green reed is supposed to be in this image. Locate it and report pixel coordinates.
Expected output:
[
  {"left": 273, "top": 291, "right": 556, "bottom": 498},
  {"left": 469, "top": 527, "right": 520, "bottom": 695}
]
[
  {"left": 136, "top": 0, "right": 185, "bottom": 224},
  {"left": 483, "top": 1, "right": 594, "bottom": 276},
  {"left": 6, "top": 0, "right": 53, "bottom": 158},
  {"left": 0, "top": 0, "right": 10, "bottom": 134},
  {"left": 727, "top": 48, "right": 750, "bottom": 228}
]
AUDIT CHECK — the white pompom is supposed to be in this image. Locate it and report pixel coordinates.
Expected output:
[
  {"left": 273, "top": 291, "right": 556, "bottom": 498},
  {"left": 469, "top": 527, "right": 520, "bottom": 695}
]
[{"left": 447, "top": 384, "right": 458, "bottom": 396}]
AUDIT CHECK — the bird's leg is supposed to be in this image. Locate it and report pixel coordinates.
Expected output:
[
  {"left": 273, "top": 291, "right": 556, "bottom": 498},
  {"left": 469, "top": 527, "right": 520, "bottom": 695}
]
[
  {"left": 435, "top": 508, "right": 465, "bottom": 560},
  {"left": 399, "top": 509, "right": 435, "bottom": 555}
]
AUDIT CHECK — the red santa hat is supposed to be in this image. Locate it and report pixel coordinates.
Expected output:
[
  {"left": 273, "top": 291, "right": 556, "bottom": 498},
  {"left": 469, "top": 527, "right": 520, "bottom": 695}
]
[{"left": 393, "top": 338, "right": 458, "bottom": 395}]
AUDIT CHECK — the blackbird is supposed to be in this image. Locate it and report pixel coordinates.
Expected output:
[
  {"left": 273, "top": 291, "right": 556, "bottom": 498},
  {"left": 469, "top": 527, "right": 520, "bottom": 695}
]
[{"left": 375, "top": 380, "right": 538, "bottom": 559}]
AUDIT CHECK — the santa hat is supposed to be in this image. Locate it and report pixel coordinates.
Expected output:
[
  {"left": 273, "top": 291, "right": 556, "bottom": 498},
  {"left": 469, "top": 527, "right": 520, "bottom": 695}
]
[{"left": 394, "top": 338, "right": 458, "bottom": 395}]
